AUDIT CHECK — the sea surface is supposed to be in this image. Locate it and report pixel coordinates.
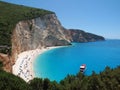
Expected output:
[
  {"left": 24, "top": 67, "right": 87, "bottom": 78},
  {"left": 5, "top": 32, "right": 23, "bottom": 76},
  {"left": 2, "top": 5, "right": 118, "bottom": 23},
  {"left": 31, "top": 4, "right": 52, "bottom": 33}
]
[{"left": 34, "top": 40, "right": 120, "bottom": 82}]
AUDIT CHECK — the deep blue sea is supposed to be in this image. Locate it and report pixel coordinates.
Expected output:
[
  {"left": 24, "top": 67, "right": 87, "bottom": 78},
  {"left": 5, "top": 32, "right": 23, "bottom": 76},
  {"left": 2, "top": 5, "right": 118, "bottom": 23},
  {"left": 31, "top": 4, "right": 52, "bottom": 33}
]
[{"left": 34, "top": 40, "right": 120, "bottom": 82}]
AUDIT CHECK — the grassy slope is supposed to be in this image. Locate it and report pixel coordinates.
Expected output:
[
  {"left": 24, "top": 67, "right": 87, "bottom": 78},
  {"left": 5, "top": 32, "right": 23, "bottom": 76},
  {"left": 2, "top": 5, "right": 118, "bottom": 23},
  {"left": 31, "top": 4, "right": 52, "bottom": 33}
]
[{"left": 0, "top": 1, "right": 54, "bottom": 53}]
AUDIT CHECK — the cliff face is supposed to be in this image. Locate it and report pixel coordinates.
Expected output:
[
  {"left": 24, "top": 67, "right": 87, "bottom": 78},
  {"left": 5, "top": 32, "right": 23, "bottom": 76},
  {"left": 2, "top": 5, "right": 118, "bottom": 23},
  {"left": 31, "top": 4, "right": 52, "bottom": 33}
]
[{"left": 11, "top": 14, "right": 71, "bottom": 61}]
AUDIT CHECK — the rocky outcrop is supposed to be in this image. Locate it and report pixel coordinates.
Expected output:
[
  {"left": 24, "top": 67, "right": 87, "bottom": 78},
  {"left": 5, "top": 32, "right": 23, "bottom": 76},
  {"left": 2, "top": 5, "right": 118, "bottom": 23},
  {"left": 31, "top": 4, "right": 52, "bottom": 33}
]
[
  {"left": 65, "top": 29, "right": 104, "bottom": 42},
  {"left": 0, "top": 53, "right": 11, "bottom": 72}
]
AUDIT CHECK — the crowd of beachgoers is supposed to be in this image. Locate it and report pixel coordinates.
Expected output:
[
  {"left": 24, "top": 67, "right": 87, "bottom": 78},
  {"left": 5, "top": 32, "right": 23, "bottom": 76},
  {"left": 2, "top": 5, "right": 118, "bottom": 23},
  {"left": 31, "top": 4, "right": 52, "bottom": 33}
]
[
  {"left": 12, "top": 49, "right": 41, "bottom": 82},
  {"left": 12, "top": 47, "right": 59, "bottom": 82}
]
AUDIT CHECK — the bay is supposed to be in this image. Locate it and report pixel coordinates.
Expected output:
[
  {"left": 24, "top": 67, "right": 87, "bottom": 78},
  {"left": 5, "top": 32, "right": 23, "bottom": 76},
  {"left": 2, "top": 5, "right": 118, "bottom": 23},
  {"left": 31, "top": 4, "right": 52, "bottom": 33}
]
[{"left": 34, "top": 40, "right": 120, "bottom": 82}]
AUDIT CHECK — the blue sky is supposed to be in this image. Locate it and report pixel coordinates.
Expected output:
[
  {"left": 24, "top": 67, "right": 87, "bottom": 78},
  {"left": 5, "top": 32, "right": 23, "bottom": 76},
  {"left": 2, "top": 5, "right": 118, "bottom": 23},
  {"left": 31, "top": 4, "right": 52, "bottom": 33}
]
[{"left": 2, "top": 0, "right": 120, "bottom": 39}]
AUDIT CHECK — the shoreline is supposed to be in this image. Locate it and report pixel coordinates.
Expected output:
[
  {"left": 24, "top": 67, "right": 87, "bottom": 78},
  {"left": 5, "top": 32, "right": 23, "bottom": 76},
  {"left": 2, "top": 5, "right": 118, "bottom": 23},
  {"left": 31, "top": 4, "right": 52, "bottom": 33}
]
[{"left": 12, "top": 46, "right": 65, "bottom": 82}]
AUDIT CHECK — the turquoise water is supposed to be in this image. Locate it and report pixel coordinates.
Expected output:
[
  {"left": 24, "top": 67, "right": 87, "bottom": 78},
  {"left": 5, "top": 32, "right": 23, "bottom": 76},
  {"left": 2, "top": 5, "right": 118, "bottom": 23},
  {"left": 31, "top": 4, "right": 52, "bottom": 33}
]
[{"left": 34, "top": 40, "right": 120, "bottom": 82}]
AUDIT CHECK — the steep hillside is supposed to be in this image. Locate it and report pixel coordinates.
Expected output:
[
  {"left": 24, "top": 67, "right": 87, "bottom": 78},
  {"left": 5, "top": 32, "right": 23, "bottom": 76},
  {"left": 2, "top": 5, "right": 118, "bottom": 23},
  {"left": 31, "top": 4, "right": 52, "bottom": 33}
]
[
  {"left": 0, "top": 1, "right": 54, "bottom": 54},
  {"left": 67, "top": 29, "right": 104, "bottom": 42}
]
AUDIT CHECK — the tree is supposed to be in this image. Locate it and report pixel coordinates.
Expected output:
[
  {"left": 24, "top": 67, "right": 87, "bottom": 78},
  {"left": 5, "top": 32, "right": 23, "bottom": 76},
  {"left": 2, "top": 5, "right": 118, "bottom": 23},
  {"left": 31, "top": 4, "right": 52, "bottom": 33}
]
[
  {"left": 0, "top": 70, "right": 31, "bottom": 90},
  {"left": 0, "top": 61, "right": 3, "bottom": 70},
  {"left": 29, "top": 78, "right": 43, "bottom": 90},
  {"left": 43, "top": 78, "right": 50, "bottom": 90},
  {"left": 87, "top": 71, "right": 104, "bottom": 90}
]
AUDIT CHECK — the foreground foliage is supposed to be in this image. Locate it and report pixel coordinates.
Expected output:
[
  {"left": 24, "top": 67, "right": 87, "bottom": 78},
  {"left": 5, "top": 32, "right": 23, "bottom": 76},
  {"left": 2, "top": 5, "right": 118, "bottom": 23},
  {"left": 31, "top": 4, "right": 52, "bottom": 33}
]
[
  {"left": 0, "top": 71, "right": 31, "bottom": 90},
  {"left": 0, "top": 1, "right": 53, "bottom": 54},
  {"left": 0, "top": 61, "right": 120, "bottom": 90}
]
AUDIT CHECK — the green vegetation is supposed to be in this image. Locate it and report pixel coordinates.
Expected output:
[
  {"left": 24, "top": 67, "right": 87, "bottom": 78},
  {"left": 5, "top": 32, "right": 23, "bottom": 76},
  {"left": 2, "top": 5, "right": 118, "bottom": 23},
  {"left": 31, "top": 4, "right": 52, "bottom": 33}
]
[
  {"left": 0, "top": 61, "right": 30, "bottom": 90},
  {"left": 0, "top": 61, "right": 3, "bottom": 70},
  {"left": 0, "top": 1, "right": 54, "bottom": 54},
  {"left": 0, "top": 71, "right": 31, "bottom": 90},
  {"left": 0, "top": 63, "right": 120, "bottom": 90}
]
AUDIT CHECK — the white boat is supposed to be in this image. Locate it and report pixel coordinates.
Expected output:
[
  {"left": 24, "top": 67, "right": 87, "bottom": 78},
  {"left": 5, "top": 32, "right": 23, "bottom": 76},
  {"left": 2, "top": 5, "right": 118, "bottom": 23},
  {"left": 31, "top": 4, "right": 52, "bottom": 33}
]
[{"left": 80, "top": 64, "right": 86, "bottom": 73}]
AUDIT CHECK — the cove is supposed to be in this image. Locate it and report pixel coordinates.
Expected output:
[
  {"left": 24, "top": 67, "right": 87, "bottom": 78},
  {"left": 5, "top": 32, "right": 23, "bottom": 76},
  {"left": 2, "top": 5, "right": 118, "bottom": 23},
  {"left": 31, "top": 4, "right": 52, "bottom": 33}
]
[{"left": 33, "top": 40, "right": 120, "bottom": 82}]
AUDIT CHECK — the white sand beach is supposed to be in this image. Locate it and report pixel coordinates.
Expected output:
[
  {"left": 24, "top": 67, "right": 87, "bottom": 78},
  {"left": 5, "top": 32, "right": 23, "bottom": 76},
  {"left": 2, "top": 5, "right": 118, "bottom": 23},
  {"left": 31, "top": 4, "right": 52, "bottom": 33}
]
[{"left": 12, "top": 47, "right": 59, "bottom": 82}]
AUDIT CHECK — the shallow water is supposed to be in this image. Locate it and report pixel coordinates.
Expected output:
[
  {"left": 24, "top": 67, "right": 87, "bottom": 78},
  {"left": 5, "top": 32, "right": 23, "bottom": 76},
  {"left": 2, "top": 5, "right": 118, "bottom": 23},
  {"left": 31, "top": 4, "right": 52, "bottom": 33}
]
[{"left": 34, "top": 40, "right": 120, "bottom": 82}]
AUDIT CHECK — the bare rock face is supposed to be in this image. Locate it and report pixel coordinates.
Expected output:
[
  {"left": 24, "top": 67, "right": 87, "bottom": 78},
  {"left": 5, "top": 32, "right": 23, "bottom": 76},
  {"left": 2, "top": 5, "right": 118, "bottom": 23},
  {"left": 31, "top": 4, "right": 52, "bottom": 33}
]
[
  {"left": 0, "top": 53, "right": 11, "bottom": 72},
  {"left": 11, "top": 14, "right": 71, "bottom": 61}
]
